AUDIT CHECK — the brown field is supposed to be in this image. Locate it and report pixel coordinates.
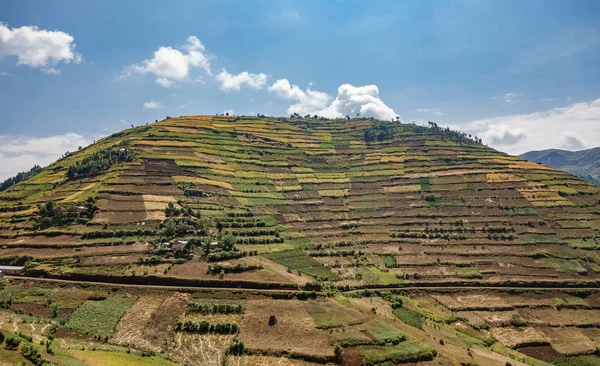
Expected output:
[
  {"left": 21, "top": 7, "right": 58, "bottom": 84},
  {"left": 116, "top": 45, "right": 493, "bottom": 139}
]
[
  {"left": 537, "top": 326, "right": 597, "bottom": 355},
  {"left": 112, "top": 295, "right": 166, "bottom": 351},
  {"left": 491, "top": 326, "right": 550, "bottom": 348},
  {"left": 239, "top": 299, "right": 334, "bottom": 358},
  {"left": 142, "top": 292, "right": 189, "bottom": 351}
]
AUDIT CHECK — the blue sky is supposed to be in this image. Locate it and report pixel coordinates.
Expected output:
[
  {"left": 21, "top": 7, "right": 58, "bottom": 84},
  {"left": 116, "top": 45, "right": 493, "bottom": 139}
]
[{"left": 1, "top": 0, "right": 599, "bottom": 179}]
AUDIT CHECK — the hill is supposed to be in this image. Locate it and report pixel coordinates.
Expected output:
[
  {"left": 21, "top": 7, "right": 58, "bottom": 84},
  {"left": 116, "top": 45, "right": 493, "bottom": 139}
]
[
  {"left": 1, "top": 115, "right": 600, "bottom": 365},
  {"left": 521, "top": 147, "right": 600, "bottom": 186}
]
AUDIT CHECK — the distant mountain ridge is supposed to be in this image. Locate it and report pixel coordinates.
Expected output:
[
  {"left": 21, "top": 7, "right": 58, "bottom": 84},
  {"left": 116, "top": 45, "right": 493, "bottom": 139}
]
[{"left": 520, "top": 147, "right": 600, "bottom": 186}]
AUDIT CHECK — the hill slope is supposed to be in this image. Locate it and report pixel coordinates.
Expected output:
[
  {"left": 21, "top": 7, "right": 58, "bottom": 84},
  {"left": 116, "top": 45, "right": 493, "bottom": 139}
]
[
  {"left": 1, "top": 115, "right": 600, "bottom": 286},
  {"left": 2, "top": 115, "right": 600, "bottom": 365},
  {"left": 521, "top": 147, "right": 600, "bottom": 185}
]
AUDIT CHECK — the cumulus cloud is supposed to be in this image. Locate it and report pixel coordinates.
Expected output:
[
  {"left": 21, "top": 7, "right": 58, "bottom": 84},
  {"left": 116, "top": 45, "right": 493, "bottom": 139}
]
[
  {"left": 459, "top": 98, "right": 600, "bottom": 154},
  {"left": 318, "top": 84, "right": 398, "bottom": 120},
  {"left": 561, "top": 132, "right": 585, "bottom": 150},
  {"left": 120, "top": 36, "right": 211, "bottom": 88},
  {"left": 482, "top": 124, "right": 527, "bottom": 146},
  {"left": 0, "top": 22, "right": 81, "bottom": 74},
  {"left": 0, "top": 133, "right": 91, "bottom": 181},
  {"left": 268, "top": 79, "right": 331, "bottom": 115},
  {"left": 143, "top": 101, "right": 163, "bottom": 109},
  {"left": 216, "top": 69, "right": 269, "bottom": 91},
  {"left": 268, "top": 80, "right": 397, "bottom": 120}
]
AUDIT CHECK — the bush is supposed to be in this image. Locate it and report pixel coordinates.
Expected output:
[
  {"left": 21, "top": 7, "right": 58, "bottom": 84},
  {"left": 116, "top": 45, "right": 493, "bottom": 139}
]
[
  {"left": 5, "top": 335, "right": 21, "bottom": 350},
  {"left": 21, "top": 344, "right": 50, "bottom": 366},
  {"left": 227, "top": 339, "right": 245, "bottom": 355}
]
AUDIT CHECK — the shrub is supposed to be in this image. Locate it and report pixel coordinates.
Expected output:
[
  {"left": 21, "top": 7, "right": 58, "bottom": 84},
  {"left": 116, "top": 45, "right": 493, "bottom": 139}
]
[{"left": 5, "top": 335, "right": 21, "bottom": 350}]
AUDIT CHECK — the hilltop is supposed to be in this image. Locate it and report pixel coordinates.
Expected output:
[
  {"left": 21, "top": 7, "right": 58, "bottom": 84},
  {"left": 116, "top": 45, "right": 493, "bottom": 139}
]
[
  {"left": 521, "top": 147, "right": 600, "bottom": 186},
  {"left": 1, "top": 115, "right": 600, "bottom": 365}
]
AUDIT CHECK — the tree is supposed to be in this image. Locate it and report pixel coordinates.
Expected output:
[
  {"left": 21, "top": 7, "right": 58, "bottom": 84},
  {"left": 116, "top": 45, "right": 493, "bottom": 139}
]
[{"left": 222, "top": 234, "right": 236, "bottom": 251}]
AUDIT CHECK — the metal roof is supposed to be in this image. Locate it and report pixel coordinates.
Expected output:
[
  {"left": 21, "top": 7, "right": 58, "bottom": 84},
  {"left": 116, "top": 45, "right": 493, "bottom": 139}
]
[{"left": 0, "top": 265, "right": 24, "bottom": 270}]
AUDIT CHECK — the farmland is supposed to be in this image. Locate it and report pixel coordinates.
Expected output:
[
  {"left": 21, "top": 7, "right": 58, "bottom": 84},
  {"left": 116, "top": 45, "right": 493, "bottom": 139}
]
[{"left": 1, "top": 115, "right": 600, "bottom": 364}]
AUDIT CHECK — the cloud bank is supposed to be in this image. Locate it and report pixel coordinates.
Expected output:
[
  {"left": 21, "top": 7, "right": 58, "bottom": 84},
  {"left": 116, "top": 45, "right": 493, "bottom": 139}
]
[
  {"left": 0, "top": 133, "right": 91, "bottom": 181},
  {"left": 0, "top": 22, "right": 81, "bottom": 74},
  {"left": 461, "top": 98, "right": 600, "bottom": 154}
]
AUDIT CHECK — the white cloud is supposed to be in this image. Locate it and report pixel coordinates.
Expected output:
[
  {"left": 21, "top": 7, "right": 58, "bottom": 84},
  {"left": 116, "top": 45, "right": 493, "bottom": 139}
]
[
  {"left": 216, "top": 69, "right": 269, "bottom": 91},
  {"left": 540, "top": 98, "right": 555, "bottom": 102},
  {"left": 119, "top": 36, "right": 211, "bottom": 88},
  {"left": 459, "top": 98, "right": 600, "bottom": 154},
  {"left": 0, "top": 22, "right": 81, "bottom": 74},
  {"left": 318, "top": 84, "right": 398, "bottom": 120},
  {"left": 143, "top": 101, "right": 163, "bottom": 109},
  {"left": 0, "top": 133, "right": 91, "bottom": 181},
  {"left": 268, "top": 79, "right": 331, "bottom": 115},
  {"left": 482, "top": 124, "right": 527, "bottom": 146},
  {"left": 268, "top": 80, "right": 397, "bottom": 120},
  {"left": 493, "top": 92, "right": 523, "bottom": 104},
  {"left": 416, "top": 108, "right": 443, "bottom": 116},
  {"left": 561, "top": 132, "right": 585, "bottom": 150}
]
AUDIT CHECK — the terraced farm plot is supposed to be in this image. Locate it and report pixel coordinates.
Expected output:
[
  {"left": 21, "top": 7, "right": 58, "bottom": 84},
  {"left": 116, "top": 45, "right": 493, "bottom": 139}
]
[
  {"left": 305, "top": 299, "right": 365, "bottom": 329},
  {"left": 65, "top": 295, "right": 136, "bottom": 339},
  {"left": 70, "top": 350, "right": 177, "bottom": 366},
  {"left": 357, "top": 339, "right": 437, "bottom": 365},
  {"left": 265, "top": 249, "right": 338, "bottom": 280},
  {"left": 239, "top": 299, "right": 333, "bottom": 358}
]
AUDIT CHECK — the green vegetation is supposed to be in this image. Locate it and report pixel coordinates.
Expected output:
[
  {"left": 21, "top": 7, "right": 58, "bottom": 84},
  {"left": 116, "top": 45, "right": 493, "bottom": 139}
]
[
  {"left": 363, "top": 121, "right": 394, "bottom": 143},
  {"left": 265, "top": 249, "right": 338, "bottom": 280},
  {"left": 36, "top": 197, "right": 98, "bottom": 229},
  {"left": 392, "top": 307, "right": 426, "bottom": 328},
  {"left": 70, "top": 350, "right": 177, "bottom": 366},
  {"left": 174, "top": 320, "right": 239, "bottom": 334},
  {"left": 0, "top": 165, "right": 42, "bottom": 192},
  {"left": 556, "top": 355, "right": 600, "bottom": 366},
  {"left": 21, "top": 344, "right": 50, "bottom": 366},
  {"left": 305, "top": 301, "right": 361, "bottom": 329},
  {"left": 65, "top": 296, "right": 135, "bottom": 339},
  {"left": 358, "top": 340, "right": 437, "bottom": 365},
  {"left": 67, "top": 145, "right": 134, "bottom": 179},
  {"left": 187, "top": 301, "right": 243, "bottom": 314}
]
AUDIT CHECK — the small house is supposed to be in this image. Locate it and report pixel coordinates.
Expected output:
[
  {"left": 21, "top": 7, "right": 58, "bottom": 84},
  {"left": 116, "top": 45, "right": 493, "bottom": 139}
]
[{"left": 0, "top": 265, "right": 25, "bottom": 275}]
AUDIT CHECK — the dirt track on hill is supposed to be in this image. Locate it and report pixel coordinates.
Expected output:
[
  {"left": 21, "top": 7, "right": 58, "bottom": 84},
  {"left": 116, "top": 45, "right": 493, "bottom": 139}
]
[{"left": 7, "top": 275, "right": 600, "bottom": 293}]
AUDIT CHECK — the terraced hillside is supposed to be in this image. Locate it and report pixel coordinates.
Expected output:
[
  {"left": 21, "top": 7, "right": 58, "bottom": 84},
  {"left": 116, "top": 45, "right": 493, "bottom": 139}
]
[{"left": 2, "top": 115, "right": 600, "bottom": 365}]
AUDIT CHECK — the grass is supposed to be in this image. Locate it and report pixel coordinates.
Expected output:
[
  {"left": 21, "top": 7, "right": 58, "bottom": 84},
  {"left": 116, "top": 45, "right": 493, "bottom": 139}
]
[
  {"left": 419, "top": 177, "right": 431, "bottom": 191},
  {"left": 383, "top": 255, "right": 397, "bottom": 267},
  {"left": 358, "top": 340, "right": 436, "bottom": 365},
  {"left": 456, "top": 266, "right": 482, "bottom": 278},
  {"left": 502, "top": 207, "right": 537, "bottom": 216},
  {"left": 392, "top": 307, "right": 426, "bottom": 329},
  {"left": 265, "top": 249, "right": 338, "bottom": 280},
  {"left": 65, "top": 295, "right": 135, "bottom": 338},
  {"left": 70, "top": 350, "right": 177, "bottom": 366},
  {"left": 361, "top": 320, "right": 406, "bottom": 342},
  {"left": 556, "top": 355, "right": 600, "bottom": 366},
  {"left": 305, "top": 301, "right": 362, "bottom": 329}
]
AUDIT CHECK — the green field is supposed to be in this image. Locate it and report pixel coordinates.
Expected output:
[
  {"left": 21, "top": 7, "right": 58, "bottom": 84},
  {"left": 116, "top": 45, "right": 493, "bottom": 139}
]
[{"left": 65, "top": 296, "right": 136, "bottom": 338}]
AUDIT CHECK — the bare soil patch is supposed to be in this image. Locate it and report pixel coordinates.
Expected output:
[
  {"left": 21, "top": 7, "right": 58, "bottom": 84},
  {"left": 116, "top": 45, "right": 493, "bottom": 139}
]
[
  {"left": 239, "top": 299, "right": 333, "bottom": 358},
  {"left": 143, "top": 292, "right": 189, "bottom": 351}
]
